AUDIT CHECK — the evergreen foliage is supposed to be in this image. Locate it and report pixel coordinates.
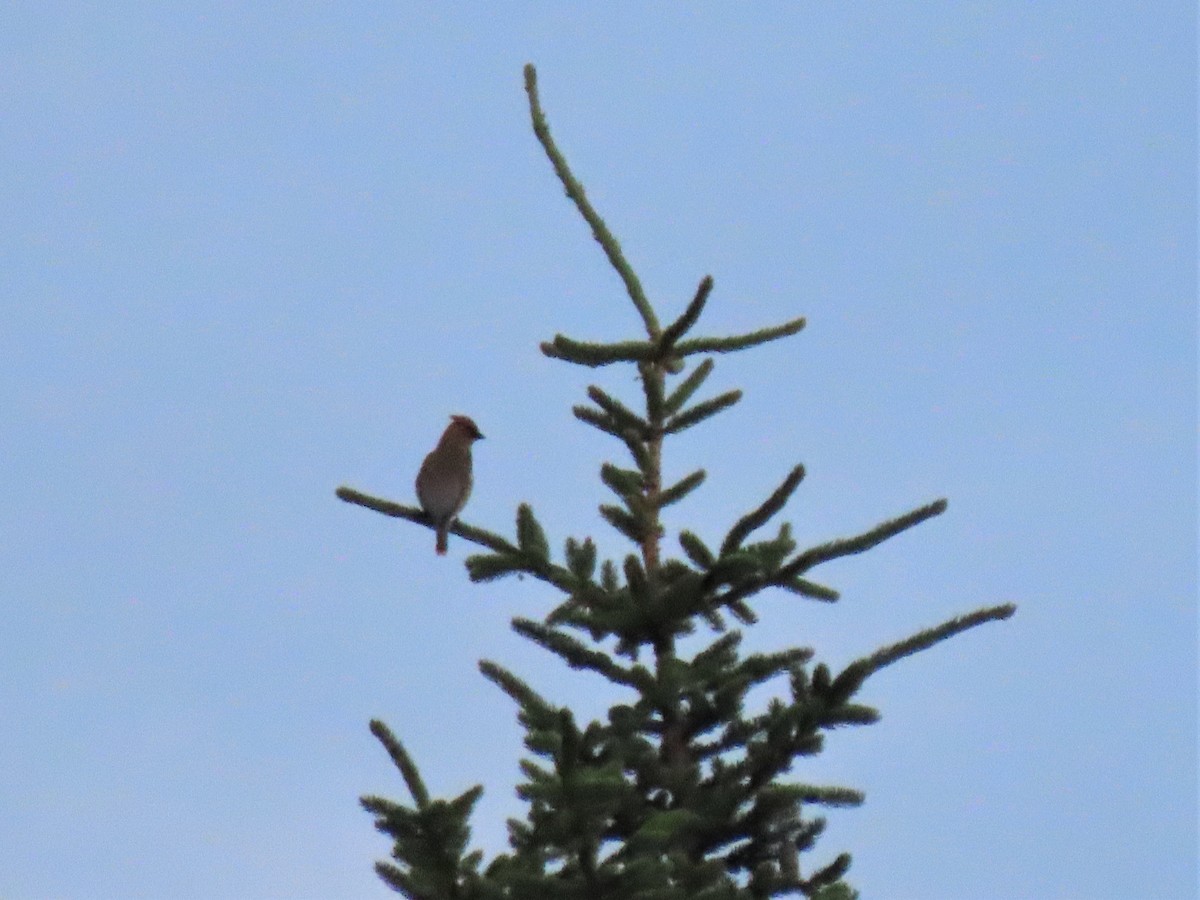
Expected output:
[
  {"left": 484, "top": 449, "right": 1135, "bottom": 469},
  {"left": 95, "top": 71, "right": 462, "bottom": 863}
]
[{"left": 338, "top": 63, "right": 1015, "bottom": 898}]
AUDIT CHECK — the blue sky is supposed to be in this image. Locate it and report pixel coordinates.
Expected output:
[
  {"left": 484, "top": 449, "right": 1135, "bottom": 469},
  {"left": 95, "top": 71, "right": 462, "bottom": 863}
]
[{"left": 1, "top": 4, "right": 1194, "bottom": 898}]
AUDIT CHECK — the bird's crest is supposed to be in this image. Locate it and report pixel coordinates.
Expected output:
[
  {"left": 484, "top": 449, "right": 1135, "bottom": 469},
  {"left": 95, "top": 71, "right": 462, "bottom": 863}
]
[{"left": 449, "top": 414, "right": 484, "bottom": 440}]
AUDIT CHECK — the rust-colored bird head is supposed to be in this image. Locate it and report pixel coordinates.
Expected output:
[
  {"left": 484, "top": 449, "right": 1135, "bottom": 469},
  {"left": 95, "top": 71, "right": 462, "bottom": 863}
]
[{"left": 447, "top": 414, "right": 485, "bottom": 442}]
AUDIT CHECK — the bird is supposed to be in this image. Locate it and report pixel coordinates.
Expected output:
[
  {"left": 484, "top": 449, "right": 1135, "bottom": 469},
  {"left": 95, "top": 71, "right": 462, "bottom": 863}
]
[{"left": 415, "top": 414, "right": 484, "bottom": 555}]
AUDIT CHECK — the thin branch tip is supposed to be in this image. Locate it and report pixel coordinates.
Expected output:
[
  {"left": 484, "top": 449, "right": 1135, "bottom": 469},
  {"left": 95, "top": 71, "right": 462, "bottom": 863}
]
[{"left": 523, "top": 58, "right": 658, "bottom": 337}]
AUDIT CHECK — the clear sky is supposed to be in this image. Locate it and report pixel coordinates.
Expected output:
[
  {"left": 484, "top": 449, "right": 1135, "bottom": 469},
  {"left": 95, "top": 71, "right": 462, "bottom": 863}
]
[{"left": 1, "top": 4, "right": 1194, "bottom": 899}]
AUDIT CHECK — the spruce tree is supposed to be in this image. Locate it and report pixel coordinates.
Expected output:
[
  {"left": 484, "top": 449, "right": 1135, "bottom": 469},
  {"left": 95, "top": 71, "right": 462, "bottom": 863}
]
[{"left": 336, "top": 64, "right": 1015, "bottom": 899}]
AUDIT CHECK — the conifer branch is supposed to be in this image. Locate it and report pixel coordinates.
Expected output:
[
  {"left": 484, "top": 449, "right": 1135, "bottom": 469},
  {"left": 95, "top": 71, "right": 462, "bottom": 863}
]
[
  {"left": 587, "top": 386, "right": 650, "bottom": 438},
  {"left": 368, "top": 719, "right": 430, "bottom": 810},
  {"left": 524, "top": 64, "right": 660, "bottom": 338},
  {"left": 479, "top": 660, "right": 557, "bottom": 721},
  {"left": 449, "top": 785, "right": 485, "bottom": 821},
  {"left": 780, "top": 577, "right": 841, "bottom": 602},
  {"left": 678, "top": 530, "right": 716, "bottom": 568},
  {"left": 544, "top": 593, "right": 603, "bottom": 633},
  {"left": 664, "top": 389, "right": 743, "bottom": 435},
  {"left": 693, "top": 632, "right": 742, "bottom": 669},
  {"left": 336, "top": 486, "right": 515, "bottom": 556},
  {"left": 572, "top": 404, "right": 625, "bottom": 439},
  {"left": 657, "top": 468, "right": 706, "bottom": 508},
  {"left": 360, "top": 794, "right": 406, "bottom": 822},
  {"left": 516, "top": 503, "right": 550, "bottom": 561},
  {"left": 512, "top": 618, "right": 652, "bottom": 690},
  {"left": 778, "top": 498, "right": 949, "bottom": 581},
  {"left": 599, "top": 503, "right": 648, "bottom": 544},
  {"left": 621, "top": 429, "right": 653, "bottom": 473},
  {"left": 641, "top": 362, "right": 666, "bottom": 423},
  {"left": 854, "top": 603, "right": 1017, "bottom": 679},
  {"left": 541, "top": 334, "right": 657, "bottom": 367},
  {"left": 737, "top": 648, "right": 815, "bottom": 686},
  {"left": 674, "top": 315, "right": 807, "bottom": 356},
  {"left": 600, "top": 559, "right": 619, "bottom": 592},
  {"left": 623, "top": 555, "right": 649, "bottom": 603},
  {"left": 727, "top": 598, "right": 758, "bottom": 624},
  {"left": 822, "top": 704, "right": 880, "bottom": 728},
  {"left": 721, "top": 464, "right": 806, "bottom": 555},
  {"left": 707, "top": 567, "right": 836, "bottom": 614},
  {"left": 744, "top": 522, "right": 797, "bottom": 572},
  {"left": 664, "top": 357, "right": 715, "bottom": 416},
  {"left": 809, "top": 604, "right": 1017, "bottom": 710},
  {"left": 564, "top": 537, "right": 597, "bottom": 581},
  {"left": 803, "top": 853, "right": 853, "bottom": 894},
  {"left": 659, "top": 275, "right": 714, "bottom": 352},
  {"left": 584, "top": 419, "right": 653, "bottom": 493},
  {"left": 600, "top": 463, "right": 645, "bottom": 498},
  {"left": 704, "top": 551, "right": 763, "bottom": 588},
  {"left": 464, "top": 553, "right": 533, "bottom": 583},
  {"left": 639, "top": 382, "right": 667, "bottom": 582},
  {"left": 337, "top": 487, "right": 583, "bottom": 594},
  {"left": 371, "top": 862, "right": 412, "bottom": 894}
]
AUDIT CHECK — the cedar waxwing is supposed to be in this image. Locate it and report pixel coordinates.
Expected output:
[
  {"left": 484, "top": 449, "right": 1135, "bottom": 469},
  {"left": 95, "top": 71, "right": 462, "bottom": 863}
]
[{"left": 415, "top": 415, "right": 484, "bottom": 555}]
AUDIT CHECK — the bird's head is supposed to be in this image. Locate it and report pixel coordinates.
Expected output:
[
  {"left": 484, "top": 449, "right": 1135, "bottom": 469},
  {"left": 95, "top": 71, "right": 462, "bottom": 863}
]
[{"left": 448, "top": 414, "right": 485, "bottom": 442}]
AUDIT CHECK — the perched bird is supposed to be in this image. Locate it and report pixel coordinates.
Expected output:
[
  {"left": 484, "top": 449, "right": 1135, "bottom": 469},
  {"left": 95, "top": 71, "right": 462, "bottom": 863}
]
[{"left": 415, "top": 414, "right": 484, "bottom": 555}]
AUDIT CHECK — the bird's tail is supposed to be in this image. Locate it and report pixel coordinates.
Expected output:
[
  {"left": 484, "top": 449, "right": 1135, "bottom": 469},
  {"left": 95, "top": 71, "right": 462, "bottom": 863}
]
[{"left": 436, "top": 527, "right": 448, "bottom": 555}]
